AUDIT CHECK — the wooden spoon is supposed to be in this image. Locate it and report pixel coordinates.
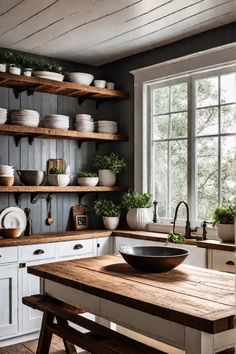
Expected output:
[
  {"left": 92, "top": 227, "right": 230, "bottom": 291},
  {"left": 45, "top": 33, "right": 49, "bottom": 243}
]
[{"left": 46, "top": 194, "right": 54, "bottom": 225}]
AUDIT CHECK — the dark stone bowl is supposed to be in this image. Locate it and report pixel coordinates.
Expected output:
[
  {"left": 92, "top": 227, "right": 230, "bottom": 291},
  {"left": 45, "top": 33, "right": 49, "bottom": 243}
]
[{"left": 119, "top": 245, "right": 189, "bottom": 273}]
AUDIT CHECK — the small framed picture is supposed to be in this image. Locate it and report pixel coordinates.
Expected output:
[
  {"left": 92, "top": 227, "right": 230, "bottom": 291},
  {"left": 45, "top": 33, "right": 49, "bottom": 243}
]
[{"left": 75, "top": 215, "right": 88, "bottom": 229}]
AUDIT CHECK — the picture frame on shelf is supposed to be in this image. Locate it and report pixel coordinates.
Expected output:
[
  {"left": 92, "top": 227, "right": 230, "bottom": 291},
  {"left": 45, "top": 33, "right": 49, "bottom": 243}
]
[{"left": 72, "top": 204, "right": 88, "bottom": 230}]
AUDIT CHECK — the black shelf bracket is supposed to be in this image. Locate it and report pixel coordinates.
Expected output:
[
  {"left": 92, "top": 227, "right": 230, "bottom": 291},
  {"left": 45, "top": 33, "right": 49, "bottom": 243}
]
[
  {"left": 31, "top": 192, "right": 48, "bottom": 204},
  {"left": 13, "top": 85, "right": 36, "bottom": 99},
  {"left": 77, "top": 93, "right": 95, "bottom": 106},
  {"left": 14, "top": 192, "right": 23, "bottom": 207},
  {"left": 14, "top": 136, "right": 25, "bottom": 147},
  {"left": 95, "top": 99, "right": 111, "bottom": 109},
  {"left": 28, "top": 136, "right": 34, "bottom": 145}
]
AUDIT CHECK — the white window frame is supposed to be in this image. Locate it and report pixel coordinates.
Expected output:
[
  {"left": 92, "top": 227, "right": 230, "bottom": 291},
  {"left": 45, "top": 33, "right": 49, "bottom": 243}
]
[{"left": 131, "top": 43, "right": 236, "bottom": 224}]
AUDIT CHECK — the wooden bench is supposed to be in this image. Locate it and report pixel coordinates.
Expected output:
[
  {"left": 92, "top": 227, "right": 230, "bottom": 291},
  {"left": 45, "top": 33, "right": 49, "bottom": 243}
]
[{"left": 23, "top": 294, "right": 167, "bottom": 354}]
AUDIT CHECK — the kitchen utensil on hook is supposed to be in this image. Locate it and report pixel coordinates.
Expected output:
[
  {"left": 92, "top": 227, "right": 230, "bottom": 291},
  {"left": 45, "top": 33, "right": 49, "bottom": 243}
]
[{"left": 46, "top": 194, "right": 54, "bottom": 225}]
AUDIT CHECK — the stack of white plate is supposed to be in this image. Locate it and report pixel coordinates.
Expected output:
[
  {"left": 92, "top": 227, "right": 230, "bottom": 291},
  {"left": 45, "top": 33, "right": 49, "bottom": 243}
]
[
  {"left": 10, "top": 109, "right": 40, "bottom": 127},
  {"left": 0, "top": 108, "right": 7, "bottom": 124},
  {"left": 44, "top": 114, "right": 69, "bottom": 130},
  {"left": 33, "top": 71, "right": 64, "bottom": 82},
  {"left": 98, "top": 121, "right": 118, "bottom": 134},
  {"left": 0, "top": 165, "right": 14, "bottom": 177},
  {"left": 75, "top": 114, "right": 94, "bottom": 132}
]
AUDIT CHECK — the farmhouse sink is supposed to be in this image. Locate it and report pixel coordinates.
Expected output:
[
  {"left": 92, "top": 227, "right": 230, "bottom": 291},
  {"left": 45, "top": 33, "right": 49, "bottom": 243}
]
[{"left": 119, "top": 245, "right": 189, "bottom": 272}]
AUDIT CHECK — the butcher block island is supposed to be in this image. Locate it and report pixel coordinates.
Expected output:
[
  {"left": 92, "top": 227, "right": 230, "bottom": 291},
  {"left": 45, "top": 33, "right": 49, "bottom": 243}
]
[{"left": 25, "top": 254, "right": 236, "bottom": 354}]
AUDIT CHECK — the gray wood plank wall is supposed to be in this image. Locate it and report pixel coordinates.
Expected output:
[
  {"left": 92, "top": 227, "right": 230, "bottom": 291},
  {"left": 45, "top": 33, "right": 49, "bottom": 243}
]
[{"left": 0, "top": 87, "right": 105, "bottom": 233}]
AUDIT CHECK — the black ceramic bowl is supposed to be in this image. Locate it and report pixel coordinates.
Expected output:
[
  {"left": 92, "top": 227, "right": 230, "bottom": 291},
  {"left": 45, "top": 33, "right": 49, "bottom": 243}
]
[{"left": 119, "top": 245, "right": 189, "bottom": 272}]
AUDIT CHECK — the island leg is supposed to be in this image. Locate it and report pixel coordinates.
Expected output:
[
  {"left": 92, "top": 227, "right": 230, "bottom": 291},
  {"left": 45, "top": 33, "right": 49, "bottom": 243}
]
[
  {"left": 185, "top": 328, "right": 214, "bottom": 354},
  {"left": 36, "top": 311, "right": 54, "bottom": 354}
]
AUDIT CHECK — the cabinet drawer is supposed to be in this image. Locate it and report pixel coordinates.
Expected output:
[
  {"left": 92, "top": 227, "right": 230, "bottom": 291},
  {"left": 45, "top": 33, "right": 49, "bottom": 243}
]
[
  {"left": 20, "top": 243, "right": 56, "bottom": 262},
  {"left": 0, "top": 247, "right": 18, "bottom": 264},
  {"left": 212, "top": 250, "right": 235, "bottom": 273},
  {"left": 58, "top": 239, "right": 94, "bottom": 259}
]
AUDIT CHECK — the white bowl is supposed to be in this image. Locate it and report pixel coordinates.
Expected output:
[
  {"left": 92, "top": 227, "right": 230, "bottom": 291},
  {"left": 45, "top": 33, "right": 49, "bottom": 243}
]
[
  {"left": 48, "top": 174, "right": 70, "bottom": 186},
  {"left": 94, "top": 80, "right": 106, "bottom": 88},
  {"left": 68, "top": 72, "right": 94, "bottom": 85},
  {"left": 45, "top": 114, "right": 69, "bottom": 119},
  {"left": 77, "top": 177, "right": 99, "bottom": 186},
  {"left": 76, "top": 114, "right": 91, "bottom": 119},
  {"left": 106, "top": 82, "right": 115, "bottom": 89}
]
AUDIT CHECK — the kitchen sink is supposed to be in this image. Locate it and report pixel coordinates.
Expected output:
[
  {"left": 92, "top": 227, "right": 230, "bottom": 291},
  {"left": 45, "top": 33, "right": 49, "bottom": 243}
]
[{"left": 119, "top": 245, "right": 189, "bottom": 272}]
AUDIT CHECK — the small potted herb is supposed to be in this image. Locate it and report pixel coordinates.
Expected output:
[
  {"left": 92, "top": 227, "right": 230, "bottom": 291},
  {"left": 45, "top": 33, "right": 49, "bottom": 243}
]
[
  {"left": 92, "top": 152, "right": 126, "bottom": 186},
  {"left": 94, "top": 199, "right": 121, "bottom": 230},
  {"left": 48, "top": 167, "right": 70, "bottom": 186},
  {"left": 33, "top": 59, "right": 65, "bottom": 81},
  {"left": 212, "top": 205, "right": 236, "bottom": 242},
  {"left": 77, "top": 171, "right": 99, "bottom": 186},
  {"left": 121, "top": 190, "right": 152, "bottom": 230}
]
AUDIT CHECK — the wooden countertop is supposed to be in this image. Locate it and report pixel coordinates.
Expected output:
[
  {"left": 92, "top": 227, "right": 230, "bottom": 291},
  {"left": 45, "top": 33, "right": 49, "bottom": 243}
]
[
  {"left": 28, "top": 254, "right": 235, "bottom": 334},
  {"left": 0, "top": 229, "right": 234, "bottom": 251}
]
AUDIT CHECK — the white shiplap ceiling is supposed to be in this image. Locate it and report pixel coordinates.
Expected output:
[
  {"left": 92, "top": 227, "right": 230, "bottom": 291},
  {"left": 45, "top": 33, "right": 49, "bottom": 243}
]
[{"left": 0, "top": 0, "right": 236, "bottom": 65}]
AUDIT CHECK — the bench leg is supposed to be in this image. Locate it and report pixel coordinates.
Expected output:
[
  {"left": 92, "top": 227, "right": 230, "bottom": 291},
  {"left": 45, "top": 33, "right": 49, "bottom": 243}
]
[
  {"left": 36, "top": 311, "right": 54, "bottom": 354},
  {"left": 56, "top": 316, "right": 77, "bottom": 354}
]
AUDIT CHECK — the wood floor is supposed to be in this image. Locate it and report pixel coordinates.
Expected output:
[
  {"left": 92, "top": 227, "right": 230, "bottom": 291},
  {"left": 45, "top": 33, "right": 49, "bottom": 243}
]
[{"left": 0, "top": 335, "right": 87, "bottom": 354}]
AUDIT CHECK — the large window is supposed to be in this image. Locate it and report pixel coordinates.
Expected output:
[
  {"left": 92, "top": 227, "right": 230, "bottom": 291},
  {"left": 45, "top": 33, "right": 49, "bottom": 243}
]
[{"left": 149, "top": 69, "right": 236, "bottom": 223}]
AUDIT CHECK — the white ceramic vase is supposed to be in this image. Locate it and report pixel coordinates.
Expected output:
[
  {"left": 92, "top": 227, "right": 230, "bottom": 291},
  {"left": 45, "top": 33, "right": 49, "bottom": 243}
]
[
  {"left": 98, "top": 169, "right": 116, "bottom": 186},
  {"left": 217, "top": 224, "right": 235, "bottom": 242},
  {"left": 126, "top": 208, "right": 152, "bottom": 230},
  {"left": 0, "top": 63, "right": 6, "bottom": 72},
  {"left": 102, "top": 216, "right": 119, "bottom": 230}
]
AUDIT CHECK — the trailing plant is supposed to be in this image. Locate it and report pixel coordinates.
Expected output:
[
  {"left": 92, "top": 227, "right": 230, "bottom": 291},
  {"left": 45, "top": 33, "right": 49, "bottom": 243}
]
[
  {"left": 92, "top": 152, "right": 126, "bottom": 174},
  {"left": 167, "top": 232, "right": 185, "bottom": 244},
  {"left": 121, "top": 190, "right": 152, "bottom": 209},
  {"left": 212, "top": 205, "right": 236, "bottom": 227},
  {"left": 49, "top": 167, "right": 65, "bottom": 175},
  {"left": 93, "top": 199, "right": 121, "bottom": 217},
  {"left": 78, "top": 171, "right": 97, "bottom": 178}
]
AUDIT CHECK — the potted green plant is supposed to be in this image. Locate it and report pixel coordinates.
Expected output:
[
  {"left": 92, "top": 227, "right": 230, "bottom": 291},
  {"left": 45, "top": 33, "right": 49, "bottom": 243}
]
[
  {"left": 212, "top": 205, "right": 235, "bottom": 242},
  {"left": 94, "top": 199, "right": 121, "bottom": 230},
  {"left": 92, "top": 152, "right": 126, "bottom": 186},
  {"left": 77, "top": 171, "right": 99, "bottom": 186},
  {"left": 33, "top": 59, "right": 65, "bottom": 81},
  {"left": 48, "top": 167, "right": 70, "bottom": 186},
  {"left": 0, "top": 52, "right": 7, "bottom": 72},
  {"left": 121, "top": 190, "right": 152, "bottom": 230}
]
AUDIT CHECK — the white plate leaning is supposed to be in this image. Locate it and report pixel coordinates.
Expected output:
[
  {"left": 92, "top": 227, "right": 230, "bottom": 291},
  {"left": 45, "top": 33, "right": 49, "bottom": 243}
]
[{"left": 0, "top": 207, "right": 27, "bottom": 235}]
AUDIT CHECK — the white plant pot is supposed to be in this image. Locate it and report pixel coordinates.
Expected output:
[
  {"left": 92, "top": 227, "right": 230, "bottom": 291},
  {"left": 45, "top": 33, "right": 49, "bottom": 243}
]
[
  {"left": 23, "top": 69, "right": 32, "bottom": 77},
  {"left": 48, "top": 174, "right": 70, "bottom": 186},
  {"left": 9, "top": 66, "right": 21, "bottom": 75},
  {"left": 0, "top": 63, "right": 6, "bottom": 72},
  {"left": 102, "top": 216, "right": 119, "bottom": 230},
  {"left": 98, "top": 169, "right": 116, "bottom": 186},
  {"left": 77, "top": 177, "right": 99, "bottom": 186},
  {"left": 126, "top": 208, "right": 152, "bottom": 230},
  {"left": 217, "top": 223, "right": 235, "bottom": 242}
]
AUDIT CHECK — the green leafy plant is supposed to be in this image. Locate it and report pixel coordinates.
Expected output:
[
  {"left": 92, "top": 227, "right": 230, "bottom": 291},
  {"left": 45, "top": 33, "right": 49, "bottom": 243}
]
[
  {"left": 33, "top": 59, "right": 65, "bottom": 74},
  {"left": 212, "top": 205, "right": 236, "bottom": 226},
  {"left": 78, "top": 171, "right": 97, "bottom": 178},
  {"left": 49, "top": 167, "right": 65, "bottom": 175},
  {"left": 93, "top": 199, "right": 121, "bottom": 217},
  {"left": 167, "top": 232, "right": 185, "bottom": 244},
  {"left": 92, "top": 152, "right": 127, "bottom": 174},
  {"left": 121, "top": 190, "right": 152, "bottom": 209}
]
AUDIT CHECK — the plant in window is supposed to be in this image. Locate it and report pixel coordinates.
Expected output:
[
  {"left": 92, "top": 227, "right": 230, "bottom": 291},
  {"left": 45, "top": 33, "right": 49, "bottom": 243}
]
[
  {"left": 212, "top": 205, "right": 235, "bottom": 242},
  {"left": 93, "top": 199, "right": 121, "bottom": 230},
  {"left": 121, "top": 190, "right": 153, "bottom": 231}
]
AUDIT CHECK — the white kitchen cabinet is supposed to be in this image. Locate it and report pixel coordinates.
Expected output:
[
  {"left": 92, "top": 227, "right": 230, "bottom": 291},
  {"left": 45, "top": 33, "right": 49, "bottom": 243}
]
[
  {"left": 114, "top": 236, "right": 207, "bottom": 268},
  {"left": 208, "top": 249, "right": 235, "bottom": 273},
  {"left": 97, "top": 237, "right": 114, "bottom": 256},
  {"left": 57, "top": 239, "right": 96, "bottom": 259},
  {"left": 0, "top": 265, "right": 18, "bottom": 338}
]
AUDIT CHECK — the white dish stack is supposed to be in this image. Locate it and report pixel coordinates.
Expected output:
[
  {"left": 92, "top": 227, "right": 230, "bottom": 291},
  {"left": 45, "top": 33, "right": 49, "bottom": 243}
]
[
  {"left": 0, "top": 165, "right": 14, "bottom": 178},
  {"left": 98, "top": 120, "right": 118, "bottom": 134},
  {"left": 75, "top": 114, "right": 94, "bottom": 132},
  {"left": 44, "top": 114, "right": 69, "bottom": 130},
  {"left": 10, "top": 109, "right": 40, "bottom": 127},
  {"left": 0, "top": 108, "right": 7, "bottom": 125}
]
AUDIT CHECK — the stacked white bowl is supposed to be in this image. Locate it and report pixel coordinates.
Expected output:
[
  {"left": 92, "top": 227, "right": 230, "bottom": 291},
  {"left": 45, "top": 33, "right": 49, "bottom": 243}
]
[
  {"left": 75, "top": 114, "right": 94, "bottom": 132},
  {"left": 0, "top": 108, "right": 7, "bottom": 125},
  {"left": 10, "top": 109, "right": 40, "bottom": 127},
  {"left": 98, "top": 120, "right": 118, "bottom": 134},
  {"left": 0, "top": 165, "right": 14, "bottom": 177},
  {"left": 44, "top": 114, "right": 69, "bottom": 130}
]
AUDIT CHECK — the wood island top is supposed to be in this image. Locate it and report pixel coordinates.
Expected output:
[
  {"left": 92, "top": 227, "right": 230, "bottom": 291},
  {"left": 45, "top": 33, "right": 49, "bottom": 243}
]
[{"left": 28, "top": 254, "right": 235, "bottom": 334}]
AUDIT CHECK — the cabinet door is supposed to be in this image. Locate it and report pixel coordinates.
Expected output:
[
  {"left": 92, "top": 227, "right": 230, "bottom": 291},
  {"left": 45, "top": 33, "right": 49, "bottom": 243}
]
[
  {"left": 0, "top": 265, "right": 18, "bottom": 338},
  {"left": 97, "top": 237, "right": 114, "bottom": 256}
]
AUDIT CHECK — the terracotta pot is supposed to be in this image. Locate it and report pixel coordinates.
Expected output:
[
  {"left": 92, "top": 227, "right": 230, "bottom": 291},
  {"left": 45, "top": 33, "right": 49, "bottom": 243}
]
[
  {"left": 102, "top": 216, "right": 119, "bottom": 230},
  {"left": 98, "top": 169, "right": 116, "bottom": 186},
  {"left": 217, "top": 223, "right": 235, "bottom": 242},
  {"left": 126, "top": 208, "right": 152, "bottom": 230}
]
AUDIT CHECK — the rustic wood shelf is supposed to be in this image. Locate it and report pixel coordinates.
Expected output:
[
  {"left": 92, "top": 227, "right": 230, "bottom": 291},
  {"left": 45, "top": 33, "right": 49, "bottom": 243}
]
[
  {"left": 0, "top": 186, "right": 126, "bottom": 193},
  {"left": 0, "top": 124, "right": 128, "bottom": 144},
  {"left": 0, "top": 72, "right": 128, "bottom": 103}
]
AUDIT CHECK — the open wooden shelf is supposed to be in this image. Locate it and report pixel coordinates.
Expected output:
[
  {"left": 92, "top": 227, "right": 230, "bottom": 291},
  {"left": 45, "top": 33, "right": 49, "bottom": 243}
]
[
  {"left": 0, "top": 72, "right": 128, "bottom": 102},
  {"left": 0, "top": 185, "right": 126, "bottom": 193},
  {"left": 0, "top": 124, "right": 128, "bottom": 143}
]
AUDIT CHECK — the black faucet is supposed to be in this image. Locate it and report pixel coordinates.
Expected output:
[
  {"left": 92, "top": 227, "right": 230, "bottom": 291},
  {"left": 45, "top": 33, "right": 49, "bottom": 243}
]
[
  {"left": 172, "top": 201, "right": 192, "bottom": 239},
  {"left": 201, "top": 221, "right": 212, "bottom": 240}
]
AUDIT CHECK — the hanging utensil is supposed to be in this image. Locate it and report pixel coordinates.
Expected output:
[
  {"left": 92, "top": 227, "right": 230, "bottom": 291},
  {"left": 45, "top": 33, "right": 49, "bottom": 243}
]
[
  {"left": 46, "top": 194, "right": 54, "bottom": 225},
  {"left": 24, "top": 208, "right": 32, "bottom": 236}
]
